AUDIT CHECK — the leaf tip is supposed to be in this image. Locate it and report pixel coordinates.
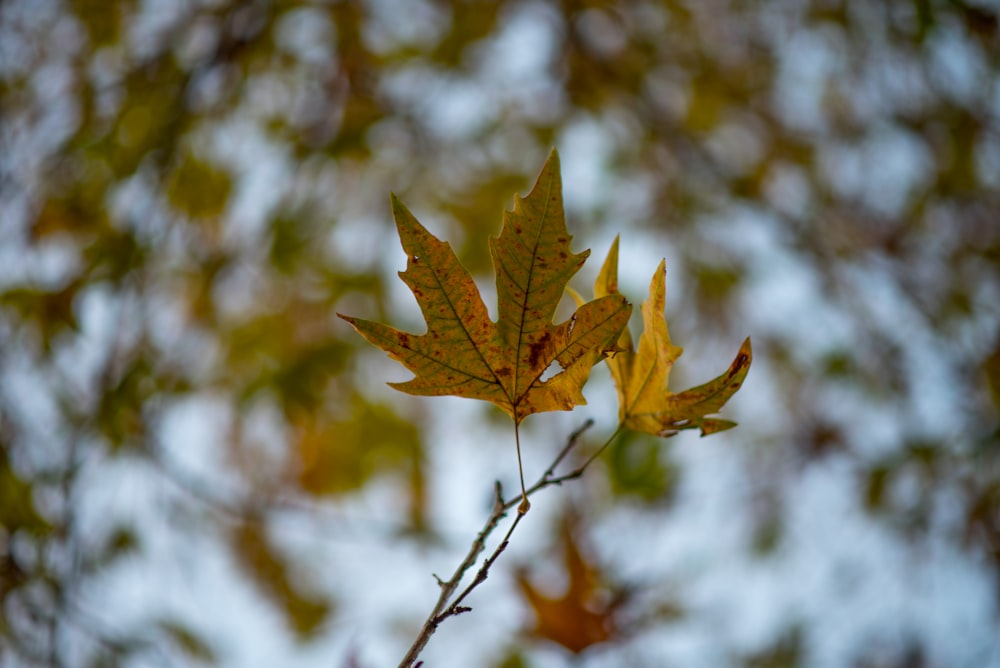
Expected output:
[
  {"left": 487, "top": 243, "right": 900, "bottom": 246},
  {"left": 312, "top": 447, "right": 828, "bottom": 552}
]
[
  {"left": 535, "top": 147, "right": 562, "bottom": 188},
  {"left": 735, "top": 337, "right": 753, "bottom": 371},
  {"left": 389, "top": 192, "right": 410, "bottom": 218},
  {"left": 698, "top": 418, "right": 738, "bottom": 437},
  {"left": 596, "top": 237, "right": 621, "bottom": 298},
  {"left": 646, "top": 259, "right": 668, "bottom": 308}
]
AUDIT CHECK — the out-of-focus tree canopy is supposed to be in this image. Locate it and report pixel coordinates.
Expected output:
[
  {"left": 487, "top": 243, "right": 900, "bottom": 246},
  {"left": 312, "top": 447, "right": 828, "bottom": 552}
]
[{"left": 1, "top": 0, "right": 998, "bottom": 666}]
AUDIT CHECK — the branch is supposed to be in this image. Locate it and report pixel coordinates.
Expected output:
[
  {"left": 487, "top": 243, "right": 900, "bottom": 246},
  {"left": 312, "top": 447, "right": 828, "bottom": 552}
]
[
  {"left": 398, "top": 419, "right": 623, "bottom": 667},
  {"left": 397, "top": 480, "right": 509, "bottom": 668}
]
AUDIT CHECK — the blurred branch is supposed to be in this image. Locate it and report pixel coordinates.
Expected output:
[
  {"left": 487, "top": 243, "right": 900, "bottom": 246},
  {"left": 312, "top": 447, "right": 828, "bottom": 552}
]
[
  {"left": 149, "top": 439, "right": 427, "bottom": 543},
  {"left": 399, "top": 418, "right": 623, "bottom": 668},
  {"left": 64, "top": 597, "right": 179, "bottom": 668}
]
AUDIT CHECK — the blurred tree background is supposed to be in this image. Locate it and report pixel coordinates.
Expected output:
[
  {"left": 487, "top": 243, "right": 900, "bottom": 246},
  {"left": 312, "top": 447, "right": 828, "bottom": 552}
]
[{"left": 2, "top": 0, "right": 999, "bottom": 666}]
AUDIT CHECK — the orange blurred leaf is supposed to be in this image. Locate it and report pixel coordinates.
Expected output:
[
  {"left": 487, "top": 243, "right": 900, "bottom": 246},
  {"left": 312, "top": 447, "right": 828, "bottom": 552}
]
[{"left": 517, "top": 518, "right": 623, "bottom": 654}]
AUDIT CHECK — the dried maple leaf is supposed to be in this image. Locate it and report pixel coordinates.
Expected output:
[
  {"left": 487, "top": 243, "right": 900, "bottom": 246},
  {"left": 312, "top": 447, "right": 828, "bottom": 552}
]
[
  {"left": 338, "top": 150, "right": 632, "bottom": 425},
  {"left": 517, "top": 515, "right": 626, "bottom": 654},
  {"left": 594, "top": 236, "right": 752, "bottom": 437}
]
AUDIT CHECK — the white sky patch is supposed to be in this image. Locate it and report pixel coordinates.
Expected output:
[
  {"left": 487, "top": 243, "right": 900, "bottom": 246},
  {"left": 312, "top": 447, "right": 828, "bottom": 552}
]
[
  {"left": 840, "top": 261, "right": 966, "bottom": 440},
  {"left": 784, "top": 459, "right": 999, "bottom": 666},
  {"left": 327, "top": 213, "right": 399, "bottom": 275},
  {"left": 158, "top": 393, "right": 237, "bottom": 485},
  {"left": 0, "top": 0, "right": 65, "bottom": 78},
  {"left": 764, "top": 161, "right": 814, "bottom": 219},
  {"left": 708, "top": 114, "right": 769, "bottom": 177},
  {"left": 559, "top": 117, "right": 614, "bottom": 213},
  {"left": 480, "top": 1, "right": 558, "bottom": 86},
  {"left": 52, "top": 283, "right": 118, "bottom": 397},
  {"left": 0, "top": 358, "right": 69, "bottom": 474},
  {"left": 213, "top": 117, "right": 293, "bottom": 246},
  {"left": 773, "top": 26, "right": 843, "bottom": 133},
  {"left": 275, "top": 7, "right": 335, "bottom": 66},
  {"left": 742, "top": 231, "right": 840, "bottom": 354},
  {"left": 130, "top": 0, "right": 189, "bottom": 61},
  {"left": 821, "top": 126, "right": 933, "bottom": 216},
  {"left": 976, "top": 130, "right": 1000, "bottom": 190},
  {"left": 420, "top": 77, "right": 494, "bottom": 140},
  {"left": 363, "top": 0, "right": 445, "bottom": 54},
  {"left": 928, "top": 23, "right": 989, "bottom": 105},
  {"left": 0, "top": 235, "right": 81, "bottom": 288}
]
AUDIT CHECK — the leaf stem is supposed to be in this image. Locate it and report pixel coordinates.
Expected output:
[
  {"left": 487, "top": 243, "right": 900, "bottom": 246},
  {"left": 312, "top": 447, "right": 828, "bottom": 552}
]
[{"left": 514, "top": 421, "right": 530, "bottom": 514}]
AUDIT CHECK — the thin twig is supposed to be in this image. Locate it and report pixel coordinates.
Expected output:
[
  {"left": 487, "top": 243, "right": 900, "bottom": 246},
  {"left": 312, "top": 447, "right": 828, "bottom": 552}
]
[
  {"left": 438, "top": 507, "right": 525, "bottom": 616},
  {"left": 502, "top": 421, "right": 623, "bottom": 513},
  {"left": 397, "top": 483, "right": 509, "bottom": 667},
  {"left": 398, "top": 419, "right": 623, "bottom": 668}
]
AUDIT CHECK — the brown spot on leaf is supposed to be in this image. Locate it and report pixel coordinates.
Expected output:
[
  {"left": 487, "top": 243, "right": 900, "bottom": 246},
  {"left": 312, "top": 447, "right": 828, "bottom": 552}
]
[
  {"left": 727, "top": 354, "right": 750, "bottom": 380},
  {"left": 528, "top": 332, "right": 552, "bottom": 369}
]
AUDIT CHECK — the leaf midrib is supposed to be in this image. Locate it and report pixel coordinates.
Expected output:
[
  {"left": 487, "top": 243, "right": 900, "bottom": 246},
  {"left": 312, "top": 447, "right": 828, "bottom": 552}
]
[
  {"left": 625, "top": 338, "right": 660, "bottom": 420},
  {"left": 511, "top": 180, "right": 554, "bottom": 412}
]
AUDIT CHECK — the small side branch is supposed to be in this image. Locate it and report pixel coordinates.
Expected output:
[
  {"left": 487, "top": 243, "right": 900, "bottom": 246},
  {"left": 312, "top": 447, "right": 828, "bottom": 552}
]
[
  {"left": 503, "top": 421, "right": 622, "bottom": 513},
  {"left": 399, "top": 419, "right": 622, "bottom": 668}
]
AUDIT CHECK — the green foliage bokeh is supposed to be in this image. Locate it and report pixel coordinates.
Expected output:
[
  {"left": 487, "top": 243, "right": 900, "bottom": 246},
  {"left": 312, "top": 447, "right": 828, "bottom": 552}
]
[{"left": 1, "top": 1, "right": 998, "bottom": 665}]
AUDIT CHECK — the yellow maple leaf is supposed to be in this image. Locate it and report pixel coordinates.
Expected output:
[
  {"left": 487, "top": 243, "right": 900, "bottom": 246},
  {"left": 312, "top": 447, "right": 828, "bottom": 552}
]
[
  {"left": 594, "top": 236, "right": 752, "bottom": 437},
  {"left": 338, "top": 150, "right": 632, "bottom": 425}
]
